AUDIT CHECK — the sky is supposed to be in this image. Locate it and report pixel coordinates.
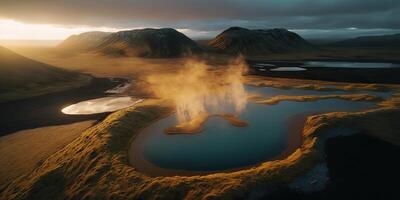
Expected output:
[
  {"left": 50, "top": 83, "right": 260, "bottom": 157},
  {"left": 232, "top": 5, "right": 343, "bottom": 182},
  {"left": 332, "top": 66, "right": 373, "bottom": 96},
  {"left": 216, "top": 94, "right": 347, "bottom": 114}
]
[{"left": 0, "top": 0, "right": 399, "bottom": 41}]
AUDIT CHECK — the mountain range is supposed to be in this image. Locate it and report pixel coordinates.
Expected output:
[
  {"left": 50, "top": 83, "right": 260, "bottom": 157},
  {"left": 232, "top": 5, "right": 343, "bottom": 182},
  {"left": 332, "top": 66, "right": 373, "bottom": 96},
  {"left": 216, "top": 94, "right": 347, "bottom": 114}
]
[{"left": 59, "top": 27, "right": 314, "bottom": 57}]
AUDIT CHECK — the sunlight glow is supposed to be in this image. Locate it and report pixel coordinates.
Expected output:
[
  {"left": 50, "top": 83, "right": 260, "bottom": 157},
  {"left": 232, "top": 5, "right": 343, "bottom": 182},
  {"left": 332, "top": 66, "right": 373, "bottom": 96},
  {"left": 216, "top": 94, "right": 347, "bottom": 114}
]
[
  {"left": 0, "top": 19, "right": 122, "bottom": 40},
  {"left": 177, "top": 29, "right": 218, "bottom": 39}
]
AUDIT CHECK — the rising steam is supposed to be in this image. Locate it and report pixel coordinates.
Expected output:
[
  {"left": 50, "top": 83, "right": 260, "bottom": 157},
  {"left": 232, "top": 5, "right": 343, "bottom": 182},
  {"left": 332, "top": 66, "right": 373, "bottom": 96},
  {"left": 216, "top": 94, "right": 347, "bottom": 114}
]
[{"left": 146, "top": 57, "right": 248, "bottom": 128}]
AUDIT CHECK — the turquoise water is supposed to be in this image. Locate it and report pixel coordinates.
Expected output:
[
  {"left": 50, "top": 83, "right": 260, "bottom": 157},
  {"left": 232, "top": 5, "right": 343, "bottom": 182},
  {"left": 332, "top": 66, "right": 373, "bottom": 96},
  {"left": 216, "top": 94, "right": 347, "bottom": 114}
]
[{"left": 132, "top": 91, "right": 376, "bottom": 172}]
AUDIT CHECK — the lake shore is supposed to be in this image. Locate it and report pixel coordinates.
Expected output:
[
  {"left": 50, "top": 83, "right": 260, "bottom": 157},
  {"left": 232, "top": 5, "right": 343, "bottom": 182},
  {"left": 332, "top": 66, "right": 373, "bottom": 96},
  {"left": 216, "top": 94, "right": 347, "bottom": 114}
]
[
  {"left": 128, "top": 110, "right": 326, "bottom": 177},
  {"left": 2, "top": 92, "right": 399, "bottom": 199},
  {"left": 247, "top": 59, "right": 400, "bottom": 84},
  {"left": 0, "top": 77, "right": 126, "bottom": 136}
]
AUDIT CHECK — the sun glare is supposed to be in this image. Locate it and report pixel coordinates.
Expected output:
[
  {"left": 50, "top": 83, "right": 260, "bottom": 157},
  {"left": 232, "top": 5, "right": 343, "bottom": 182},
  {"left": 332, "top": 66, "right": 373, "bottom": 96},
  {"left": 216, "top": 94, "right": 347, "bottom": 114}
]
[{"left": 0, "top": 19, "right": 121, "bottom": 40}]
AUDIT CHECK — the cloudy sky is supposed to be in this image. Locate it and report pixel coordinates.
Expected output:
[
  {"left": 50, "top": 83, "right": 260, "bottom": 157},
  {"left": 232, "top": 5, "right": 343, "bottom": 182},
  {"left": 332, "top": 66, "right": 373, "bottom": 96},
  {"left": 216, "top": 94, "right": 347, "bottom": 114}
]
[{"left": 0, "top": 0, "right": 399, "bottom": 40}]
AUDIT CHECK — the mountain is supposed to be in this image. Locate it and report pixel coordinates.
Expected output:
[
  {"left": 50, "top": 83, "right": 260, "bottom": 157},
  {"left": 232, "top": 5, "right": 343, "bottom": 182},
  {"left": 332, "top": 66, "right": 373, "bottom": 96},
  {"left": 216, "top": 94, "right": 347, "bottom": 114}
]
[
  {"left": 208, "top": 27, "right": 313, "bottom": 56},
  {"left": 0, "top": 45, "right": 90, "bottom": 102},
  {"left": 92, "top": 28, "right": 201, "bottom": 57},
  {"left": 331, "top": 33, "right": 400, "bottom": 48},
  {"left": 57, "top": 31, "right": 111, "bottom": 50}
]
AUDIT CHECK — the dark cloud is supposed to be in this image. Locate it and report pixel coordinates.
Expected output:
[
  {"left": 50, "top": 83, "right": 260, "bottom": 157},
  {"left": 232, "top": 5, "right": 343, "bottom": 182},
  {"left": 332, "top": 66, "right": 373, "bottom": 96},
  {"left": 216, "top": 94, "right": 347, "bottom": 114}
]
[{"left": 1, "top": 0, "right": 399, "bottom": 38}]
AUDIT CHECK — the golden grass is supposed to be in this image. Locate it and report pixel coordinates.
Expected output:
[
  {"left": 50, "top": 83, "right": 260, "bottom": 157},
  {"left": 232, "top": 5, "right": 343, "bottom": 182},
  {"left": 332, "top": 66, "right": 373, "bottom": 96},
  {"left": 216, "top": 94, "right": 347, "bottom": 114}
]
[
  {"left": 1, "top": 49, "right": 399, "bottom": 198},
  {"left": 0, "top": 74, "right": 91, "bottom": 103},
  {"left": 0, "top": 121, "right": 95, "bottom": 189},
  {"left": 2, "top": 93, "right": 399, "bottom": 199}
]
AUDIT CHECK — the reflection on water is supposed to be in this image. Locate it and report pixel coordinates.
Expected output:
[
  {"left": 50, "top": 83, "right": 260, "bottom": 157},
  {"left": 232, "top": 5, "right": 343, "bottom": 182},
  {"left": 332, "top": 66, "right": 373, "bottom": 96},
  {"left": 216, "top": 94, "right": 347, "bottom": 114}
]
[
  {"left": 62, "top": 97, "right": 142, "bottom": 115},
  {"left": 304, "top": 61, "right": 400, "bottom": 69},
  {"left": 130, "top": 86, "right": 386, "bottom": 173},
  {"left": 254, "top": 63, "right": 276, "bottom": 67},
  {"left": 271, "top": 67, "right": 306, "bottom": 71},
  {"left": 245, "top": 85, "right": 393, "bottom": 99},
  {"left": 105, "top": 80, "right": 132, "bottom": 94},
  {"left": 135, "top": 100, "right": 373, "bottom": 172}
]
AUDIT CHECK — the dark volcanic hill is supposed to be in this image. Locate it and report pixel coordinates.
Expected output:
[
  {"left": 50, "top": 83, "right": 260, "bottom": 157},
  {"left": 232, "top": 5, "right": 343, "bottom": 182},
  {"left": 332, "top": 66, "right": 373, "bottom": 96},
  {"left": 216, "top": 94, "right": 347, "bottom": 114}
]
[
  {"left": 208, "top": 27, "right": 313, "bottom": 56},
  {"left": 93, "top": 28, "right": 201, "bottom": 57},
  {"left": 58, "top": 31, "right": 111, "bottom": 50},
  {"left": 331, "top": 33, "right": 400, "bottom": 48},
  {"left": 0, "top": 45, "right": 89, "bottom": 101}
]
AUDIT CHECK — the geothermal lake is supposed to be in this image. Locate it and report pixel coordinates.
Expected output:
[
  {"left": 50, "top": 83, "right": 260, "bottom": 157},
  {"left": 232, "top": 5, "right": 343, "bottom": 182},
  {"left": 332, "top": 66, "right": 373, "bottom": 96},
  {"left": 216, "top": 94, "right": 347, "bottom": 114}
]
[{"left": 129, "top": 86, "right": 386, "bottom": 174}]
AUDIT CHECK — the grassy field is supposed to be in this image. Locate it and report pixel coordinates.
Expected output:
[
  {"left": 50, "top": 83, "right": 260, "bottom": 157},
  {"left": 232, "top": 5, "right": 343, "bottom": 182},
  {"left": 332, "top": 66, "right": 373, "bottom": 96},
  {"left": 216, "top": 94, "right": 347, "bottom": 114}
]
[
  {"left": 0, "top": 120, "right": 95, "bottom": 189},
  {"left": 1, "top": 79, "right": 399, "bottom": 199}
]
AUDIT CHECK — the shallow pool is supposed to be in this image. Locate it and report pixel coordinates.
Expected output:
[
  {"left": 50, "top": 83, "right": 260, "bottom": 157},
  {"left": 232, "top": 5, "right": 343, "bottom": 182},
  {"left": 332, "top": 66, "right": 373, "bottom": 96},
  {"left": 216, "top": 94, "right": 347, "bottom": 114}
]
[{"left": 62, "top": 97, "right": 142, "bottom": 115}]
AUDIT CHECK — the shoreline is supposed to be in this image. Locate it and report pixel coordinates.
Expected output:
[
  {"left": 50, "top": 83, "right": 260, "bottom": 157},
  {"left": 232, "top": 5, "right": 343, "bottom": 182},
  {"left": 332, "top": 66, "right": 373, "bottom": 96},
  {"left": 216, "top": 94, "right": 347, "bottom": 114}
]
[
  {"left": 247, "top": 58, "right": 400, "bottom": 65},
  {"left": 246, "top": 59, "right": 400, "bottom": 84},
  {"left": 128, "top": 93, "right": 382, "bottom": 177},
  {"left": 3, "top": 95, "right": 399, "bottom": 199},
  {"left": 128, "top": 111, "right": 311, "bottom": 177},
  {"left": 0, "top": 77, "right": 127, "bottom": 136}
]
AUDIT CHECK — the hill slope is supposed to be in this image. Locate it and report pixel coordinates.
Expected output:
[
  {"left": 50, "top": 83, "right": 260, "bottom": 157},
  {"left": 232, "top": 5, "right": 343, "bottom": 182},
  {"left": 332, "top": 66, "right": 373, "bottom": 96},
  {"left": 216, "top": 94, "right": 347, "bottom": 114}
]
[
  {"left": 57, "top": 31, "right": 111, "bottom": 50},
  {"left": 332, "top": 33, "right": 400, "bottom": 48},
  {"left": 208, "top": 27, "right": 313, "bottom": 56},
  {"left": 92, "top": 28, "right": 200, "bottom": 57},
  {"left": 0, "top": 46, "right": 90, "bottom": 102}
]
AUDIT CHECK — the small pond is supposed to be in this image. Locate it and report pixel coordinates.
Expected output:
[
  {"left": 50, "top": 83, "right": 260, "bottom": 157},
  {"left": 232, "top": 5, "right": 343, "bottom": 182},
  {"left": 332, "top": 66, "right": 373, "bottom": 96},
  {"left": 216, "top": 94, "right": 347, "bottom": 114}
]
[{"left": 62, "top": 97, "right": 142, "bottom": 115}]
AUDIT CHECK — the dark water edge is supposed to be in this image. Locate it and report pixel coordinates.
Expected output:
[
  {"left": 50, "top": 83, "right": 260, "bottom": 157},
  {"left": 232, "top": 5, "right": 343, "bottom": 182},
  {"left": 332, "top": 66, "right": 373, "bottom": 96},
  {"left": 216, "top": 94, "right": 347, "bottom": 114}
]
[
  {"left": 256, "top": 133, "right": 400, "bottom": 200},
  {"left": 246, "top": 59, "right": 400, "bottom": 84},
  {"left": 0, "top": 77, "right": 126, "bottom": 136}
]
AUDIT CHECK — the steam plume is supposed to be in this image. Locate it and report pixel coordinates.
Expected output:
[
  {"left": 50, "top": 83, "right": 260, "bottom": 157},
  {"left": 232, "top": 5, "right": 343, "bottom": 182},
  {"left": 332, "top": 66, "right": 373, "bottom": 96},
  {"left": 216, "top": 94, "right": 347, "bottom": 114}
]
[{"left": 146, "top": 56, "right": 248, "bottom": 124}]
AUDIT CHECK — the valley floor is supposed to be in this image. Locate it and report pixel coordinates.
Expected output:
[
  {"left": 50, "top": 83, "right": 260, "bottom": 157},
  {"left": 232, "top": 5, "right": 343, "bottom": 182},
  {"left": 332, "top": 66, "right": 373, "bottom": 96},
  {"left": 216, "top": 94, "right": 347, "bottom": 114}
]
[
  {"left": 0, "top": 75, "right": 398, "bottom": 199},
  {"left": 0, "top": 47, "right": 399, "bottom": 199}
]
